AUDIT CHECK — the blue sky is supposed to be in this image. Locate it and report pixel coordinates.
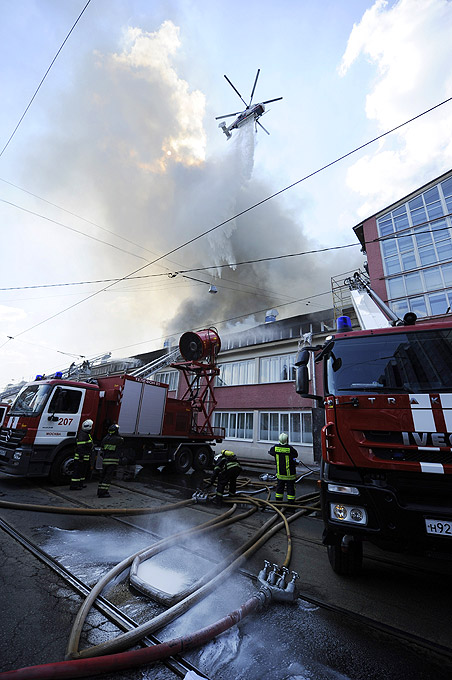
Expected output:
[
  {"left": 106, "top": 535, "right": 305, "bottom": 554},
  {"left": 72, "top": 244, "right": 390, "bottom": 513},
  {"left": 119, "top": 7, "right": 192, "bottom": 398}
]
[{"left": 1, "top": 0, "right": 452, "bottom": 388}]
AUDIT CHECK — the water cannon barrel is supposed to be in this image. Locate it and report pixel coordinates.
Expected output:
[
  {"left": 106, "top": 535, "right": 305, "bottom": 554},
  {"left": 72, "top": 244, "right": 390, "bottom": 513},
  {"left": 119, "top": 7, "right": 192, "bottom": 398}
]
[{"left": 179, "top": 329, "right": 221, "bottom": 361}]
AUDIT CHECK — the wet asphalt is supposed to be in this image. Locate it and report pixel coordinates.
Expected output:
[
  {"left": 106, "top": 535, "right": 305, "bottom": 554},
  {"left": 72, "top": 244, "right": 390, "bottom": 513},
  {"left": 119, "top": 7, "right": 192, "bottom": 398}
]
[{"left": 1, "top": 467, "right": 451, "bottom": 680}]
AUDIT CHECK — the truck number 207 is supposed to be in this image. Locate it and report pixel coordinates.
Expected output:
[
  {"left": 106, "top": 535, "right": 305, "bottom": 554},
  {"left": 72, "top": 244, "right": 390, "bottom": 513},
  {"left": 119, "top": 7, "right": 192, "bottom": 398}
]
[{"left": 58, "top": 417, "right": 73, "bottom": 426}]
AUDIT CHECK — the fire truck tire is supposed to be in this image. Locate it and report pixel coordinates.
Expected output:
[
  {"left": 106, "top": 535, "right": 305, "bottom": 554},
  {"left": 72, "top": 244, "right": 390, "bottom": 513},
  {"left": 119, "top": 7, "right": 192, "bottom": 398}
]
[
  {"left": 171, "top": 447, "right": 193, "bottom": 474},
  {"left": 192, "top": 446, "right": 212, "bottom": 471},
  {"left": 327, "top": 540, "right": 363, "bottom": 575},
  {"left": 50, "top": 446, "right": 76, "bottom": 485}
]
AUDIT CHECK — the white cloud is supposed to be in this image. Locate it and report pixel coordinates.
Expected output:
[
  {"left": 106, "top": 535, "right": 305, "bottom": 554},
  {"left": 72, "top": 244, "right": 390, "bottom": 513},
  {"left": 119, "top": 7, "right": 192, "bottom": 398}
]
[
  {"left": 112, "top": 21, "right": 206, "bottom": 168},
  {"left": 0, "top": 305, "right": 27, "bottom": 324},
  {"left": 340, "top": 0, "right": 452, "bottom": 213}
]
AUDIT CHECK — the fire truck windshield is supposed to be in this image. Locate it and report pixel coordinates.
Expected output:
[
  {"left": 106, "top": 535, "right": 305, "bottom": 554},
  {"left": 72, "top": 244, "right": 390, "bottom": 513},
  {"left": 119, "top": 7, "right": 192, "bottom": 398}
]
[
  {"left": 10, "top": 383, "right": 53, "bottom": 416},
  {"left": 326, "top": 327, "right": 452, "bottom": 395}
]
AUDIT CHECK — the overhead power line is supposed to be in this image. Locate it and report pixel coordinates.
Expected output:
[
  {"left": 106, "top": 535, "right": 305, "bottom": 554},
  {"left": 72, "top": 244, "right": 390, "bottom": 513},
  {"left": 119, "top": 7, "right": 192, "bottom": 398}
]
[
  {"left": 0, "top": 197, "right": 150, "bottom": 262},
  {"left": 3, "top": 93, "right": 452, "bottom": 342},
  {"left": 0, "top": 0, "right": 92, "bottom": 158},
  {"left": 0, "top": 242, "right": 359, "bottom": 291}
]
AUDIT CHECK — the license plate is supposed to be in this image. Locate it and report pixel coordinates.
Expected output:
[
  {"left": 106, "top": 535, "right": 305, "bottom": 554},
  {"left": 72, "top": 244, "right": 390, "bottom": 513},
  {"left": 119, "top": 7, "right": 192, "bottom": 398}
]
[{"left": 425, "top": 519, "right": 452, "bottom": 536}]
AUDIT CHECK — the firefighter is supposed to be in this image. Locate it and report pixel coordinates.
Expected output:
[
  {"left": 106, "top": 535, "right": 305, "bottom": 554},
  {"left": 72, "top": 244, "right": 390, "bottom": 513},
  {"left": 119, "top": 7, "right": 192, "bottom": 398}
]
[
  {"left": 70, "top": 419, "right": 94, "bottom": 490},
  {"left": 210, "top": 449, "right": 242, "bottom": 506},
  {"left": 97, "top": 423, "right": 124, "bottom": 498},
  {"left": 268, "top": 433, "right": 298, "bottom": 505}
]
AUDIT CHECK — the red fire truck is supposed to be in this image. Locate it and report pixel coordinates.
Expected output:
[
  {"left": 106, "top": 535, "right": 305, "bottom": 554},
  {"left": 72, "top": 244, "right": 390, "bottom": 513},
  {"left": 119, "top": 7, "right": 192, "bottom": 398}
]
[
  {"left": 296, "top": 273, "right": 452, "bottom": 574},
  {"left": 0, "top": 329, "right": 224, "bottom": 483},
  {"left": 0, "top": 403, "right": 9, "bottom": 428}
]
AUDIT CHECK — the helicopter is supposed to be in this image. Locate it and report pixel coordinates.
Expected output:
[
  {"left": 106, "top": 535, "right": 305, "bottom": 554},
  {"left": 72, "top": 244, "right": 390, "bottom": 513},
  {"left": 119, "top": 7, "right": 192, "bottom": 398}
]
[{"left": 215, "top": 69, "right": 282, "bottom": 139}]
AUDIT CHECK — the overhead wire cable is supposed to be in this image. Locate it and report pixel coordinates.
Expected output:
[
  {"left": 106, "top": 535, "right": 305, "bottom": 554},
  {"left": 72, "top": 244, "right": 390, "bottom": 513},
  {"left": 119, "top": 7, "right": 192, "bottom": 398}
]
[
  {"left": 0, "top": 198, "right": 150, "bottom": 261},
  {"left": 0, "top": 242, "right": 360, "bottom": 291},
  {"left": 107, "top": 289, "right": 333, "bottom": 353},
  {"left": 4, "top": 94, "right": 452, "bottom": 343},
  {"left": 0, "top": 176, "right": 171, "bottom": 264},
  {"left": 0, "top": 0, "right": 92, "bottom": 158}
]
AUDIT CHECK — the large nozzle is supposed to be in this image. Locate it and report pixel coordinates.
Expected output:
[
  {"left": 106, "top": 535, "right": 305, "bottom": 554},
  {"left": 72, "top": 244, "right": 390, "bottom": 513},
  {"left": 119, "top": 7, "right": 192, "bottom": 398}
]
[{"left": 179, "top": 329, "right": 221, "bottom": 361}]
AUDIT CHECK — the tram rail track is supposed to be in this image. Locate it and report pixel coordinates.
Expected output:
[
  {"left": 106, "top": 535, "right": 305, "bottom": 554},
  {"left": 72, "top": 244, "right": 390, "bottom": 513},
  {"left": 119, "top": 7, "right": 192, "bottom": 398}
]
[
  {"left": 2, "top": 476, "right": 452, "bottom": 673},
  {"left": 42, "top": 476, "right": 452, "bottom": 581},
  {"left": 0, "top": 515, "right": 211, "bottom": 680}
]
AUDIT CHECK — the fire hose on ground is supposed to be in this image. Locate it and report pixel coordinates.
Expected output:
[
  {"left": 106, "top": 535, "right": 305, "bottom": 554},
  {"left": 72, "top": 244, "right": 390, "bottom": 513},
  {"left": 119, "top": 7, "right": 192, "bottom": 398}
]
[
  {"left": 0, "top": 480, "right": 318, "bottom": 678},
  {"left": 0, "top": 506, "right": 308, "bottom": 679}
]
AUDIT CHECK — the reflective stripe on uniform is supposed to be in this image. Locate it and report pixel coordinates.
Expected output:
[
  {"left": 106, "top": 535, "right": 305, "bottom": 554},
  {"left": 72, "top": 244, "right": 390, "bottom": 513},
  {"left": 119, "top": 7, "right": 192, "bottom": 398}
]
[{"left": 274, "top": 446, "right": 296, "bottom": 480}]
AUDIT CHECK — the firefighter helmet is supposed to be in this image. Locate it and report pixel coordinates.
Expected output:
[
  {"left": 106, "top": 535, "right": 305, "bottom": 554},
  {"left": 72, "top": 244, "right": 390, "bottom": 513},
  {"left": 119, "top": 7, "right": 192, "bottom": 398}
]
[
  {"left": 278, "top": 433, "right": 288, "bottom": 445},
  {"left": 214, "top": 452, "right": 223, "bottom": 464},
  {"left": 82, "top": 419, "right": 93, "bottom": 432},
  {"left": 108, "top": 423, "right": 119, "bottom": 434}
]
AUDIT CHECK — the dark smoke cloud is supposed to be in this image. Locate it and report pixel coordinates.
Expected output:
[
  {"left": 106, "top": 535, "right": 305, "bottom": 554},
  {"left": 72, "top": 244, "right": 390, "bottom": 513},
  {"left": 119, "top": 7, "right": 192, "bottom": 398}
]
[{"left": 19, "top": 21, "right": 361, "bottom": 350}]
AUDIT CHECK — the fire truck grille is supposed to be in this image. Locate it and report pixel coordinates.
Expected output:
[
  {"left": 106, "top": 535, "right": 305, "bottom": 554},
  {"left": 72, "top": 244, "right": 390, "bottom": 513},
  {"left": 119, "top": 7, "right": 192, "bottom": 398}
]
[
  {"left": 0, "top": 428, "right": 25, "bottom": 450},
  {"left": 384, "top": 471, "right": 452, "bottom": 509},
  {"left": 363, "top": 431, "right": 404, "bottom": 444},
  {"left": 371, "top": 447, "right": 452, "bottom": 465}
]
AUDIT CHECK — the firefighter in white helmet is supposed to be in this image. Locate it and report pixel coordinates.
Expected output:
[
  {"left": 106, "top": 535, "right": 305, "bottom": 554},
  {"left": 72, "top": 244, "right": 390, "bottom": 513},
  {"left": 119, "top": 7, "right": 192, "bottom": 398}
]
[
  {"left": 267, "top": 433, "right": 298, "bottom": 505},
  {"left": 70, "top": 419, "right": 94, "bottom": 490}
]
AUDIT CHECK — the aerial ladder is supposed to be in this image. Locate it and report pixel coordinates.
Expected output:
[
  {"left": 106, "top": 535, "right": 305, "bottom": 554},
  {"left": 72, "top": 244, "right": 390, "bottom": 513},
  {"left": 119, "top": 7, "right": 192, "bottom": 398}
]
[
  {"left": 337, "top": 270, "right": 415, "bottom": 330},
  {"left": 130, "top": 347, "right": 182, "bottom": 379}
]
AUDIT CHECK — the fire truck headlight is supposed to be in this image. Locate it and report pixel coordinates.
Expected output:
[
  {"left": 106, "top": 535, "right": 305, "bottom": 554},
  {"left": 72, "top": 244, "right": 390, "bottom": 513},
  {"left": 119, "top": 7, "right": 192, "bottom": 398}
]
[
  {"left": 330, "top": 503, "right": 367, "bottom": 525},
  {"left": 13, "top": 452, "right": 22, "bottom": 460},
  {"left": 328, "top": 483, "right": 359, "bottom": 495},
  {"left": 333, "top": 504, "right": 348, "bottom": 520}
]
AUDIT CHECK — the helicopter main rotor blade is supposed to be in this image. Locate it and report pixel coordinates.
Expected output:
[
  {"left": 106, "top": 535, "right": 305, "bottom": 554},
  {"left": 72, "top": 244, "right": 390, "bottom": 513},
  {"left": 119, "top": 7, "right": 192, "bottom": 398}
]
[
  {"left": 249, "top": 68, "right": 261, "bottom": 106},
  {"left": 215, "top": 111, "right": 243, "bottom": 120},
  {"left": 262, "top": 97, "right": 283, "bottom": 105},
  {"left": 224, "top": 75, "right": 248, "bottom": 107},
  {"left": 257, "top": 120, "right": 270, "bottom": 135}
]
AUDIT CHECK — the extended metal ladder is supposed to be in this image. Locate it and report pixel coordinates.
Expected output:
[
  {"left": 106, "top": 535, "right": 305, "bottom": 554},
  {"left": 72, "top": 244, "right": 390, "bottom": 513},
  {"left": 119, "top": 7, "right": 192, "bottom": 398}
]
[{"left": 130, "top": 347, "right": 182, "bottom": 379}]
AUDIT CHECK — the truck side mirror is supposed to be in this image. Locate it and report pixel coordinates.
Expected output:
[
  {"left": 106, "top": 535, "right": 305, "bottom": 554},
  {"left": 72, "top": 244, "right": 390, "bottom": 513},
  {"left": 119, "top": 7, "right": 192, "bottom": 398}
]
[
  {"left": 296, "top": 365, "right": 309, "bottom": 395},
  {"left": 295, "top": 348, "right": 310, "bottom": 367}
]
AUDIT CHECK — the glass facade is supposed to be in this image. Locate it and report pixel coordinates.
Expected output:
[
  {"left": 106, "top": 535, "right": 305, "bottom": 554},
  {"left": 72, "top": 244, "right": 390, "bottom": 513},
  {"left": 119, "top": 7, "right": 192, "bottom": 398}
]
[
  {"left": 152, "top": 371, "right": 179, "bottom": 391},
  {"left": 259, "top": 411, "right": 313, "bottom": 445},
  {"left": 216, "top": 360, "right": 256, "bottom": 386},
  {"left": 260, "top": 354, "right": 297, "bottom": 383},
  {"left": 378, "top": 175, "right": 452, "bottom": 317},
  {"left": 213, "top": 411, "right": 254, "bottom": 440}
]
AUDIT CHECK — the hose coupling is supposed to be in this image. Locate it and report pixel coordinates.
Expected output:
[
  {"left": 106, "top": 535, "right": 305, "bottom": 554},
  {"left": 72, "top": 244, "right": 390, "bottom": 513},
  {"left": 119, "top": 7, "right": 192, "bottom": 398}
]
[
  {"left": 192, "top": 490, "right": 209, "bottom": 503},
  {"left": 257, "top": 562, "right": 299, "bottom": 603}
]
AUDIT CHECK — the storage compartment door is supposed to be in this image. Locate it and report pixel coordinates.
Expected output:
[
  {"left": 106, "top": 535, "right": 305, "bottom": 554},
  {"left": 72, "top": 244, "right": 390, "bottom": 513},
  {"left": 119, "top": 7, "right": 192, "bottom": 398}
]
[
  {"left": 118, "top": 380, "right": 142, "bottom": 434},
  {"left": 137, "top": 383, "right": 167, "bottom": 435}
]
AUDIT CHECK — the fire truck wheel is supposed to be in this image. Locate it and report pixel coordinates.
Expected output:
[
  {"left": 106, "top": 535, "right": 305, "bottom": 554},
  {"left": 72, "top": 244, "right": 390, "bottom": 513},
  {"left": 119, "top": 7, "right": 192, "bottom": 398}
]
[
  {"left": 192, "top": 446, "right": 212, "bottom": 471},
  {"left": 171, "top": 447, "right": 193, "bottom": 474},
  {"left": 327, "top": 540, "right": 363, "bottom": 576},
  {"left": 50, "top": 446, "right": 75, "bottom": 485}
]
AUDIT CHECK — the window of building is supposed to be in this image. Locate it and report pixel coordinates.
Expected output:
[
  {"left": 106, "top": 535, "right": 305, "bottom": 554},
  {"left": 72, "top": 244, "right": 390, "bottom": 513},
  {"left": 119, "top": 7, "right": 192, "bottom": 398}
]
[
  {"left": 216, "top": 360, "right": 256, "bottom": 386},
  {"left": 152, "top": 371, "right": 179, "bottom": 391},
  {"left": 213, "top": 411, "right": 254, "bottom": 440},
  {"left": 259, "top": 411, "right": 313, "bottom": 445},
  {"left": 260, "top": 354, "right": 297, "bottom": 383},
  {"left": 378, "top": 176, "right": 452, "bottom": 317}
]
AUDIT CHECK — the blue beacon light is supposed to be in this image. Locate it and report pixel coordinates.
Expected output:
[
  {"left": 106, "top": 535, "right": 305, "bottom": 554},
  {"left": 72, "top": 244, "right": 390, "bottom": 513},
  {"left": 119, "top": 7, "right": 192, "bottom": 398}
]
[{"left": 337, "top": 315, "right": 352, "bottom": 331}]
